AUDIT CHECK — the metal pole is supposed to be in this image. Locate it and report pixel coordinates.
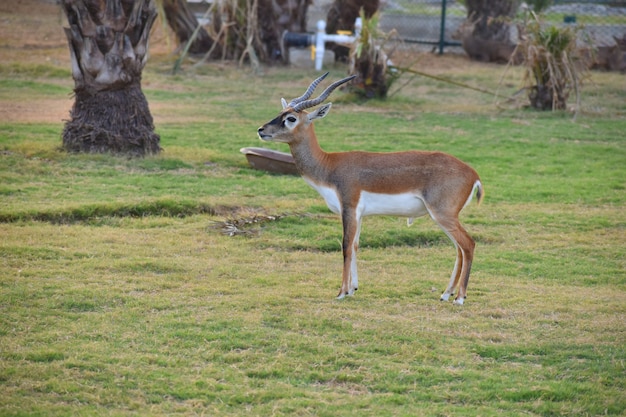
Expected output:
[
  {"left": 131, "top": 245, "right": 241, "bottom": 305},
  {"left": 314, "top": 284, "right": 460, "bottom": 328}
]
[{"left": 438, "top": 0, "right": 448, "bottom": 55}]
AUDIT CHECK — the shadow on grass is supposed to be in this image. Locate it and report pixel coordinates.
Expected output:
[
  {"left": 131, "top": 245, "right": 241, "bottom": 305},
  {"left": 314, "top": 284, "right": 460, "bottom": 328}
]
[
  {"left": 211, "top": 211, "right": 493, "bottom": 252},
  {"left": 0, "top": 199, "right": 236, "bottom": 224}
]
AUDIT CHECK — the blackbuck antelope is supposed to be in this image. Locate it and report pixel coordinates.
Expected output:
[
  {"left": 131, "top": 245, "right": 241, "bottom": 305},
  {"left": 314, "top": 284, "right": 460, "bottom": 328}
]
[{"left": 257, "top": 73, "right": 484, "bottom": 305}]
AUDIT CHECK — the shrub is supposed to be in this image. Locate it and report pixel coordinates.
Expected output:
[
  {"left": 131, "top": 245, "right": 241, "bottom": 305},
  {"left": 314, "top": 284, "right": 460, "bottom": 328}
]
[
  {"left": 517, "top": 12, "right": 592, "bottom": 111},
  {"left": 348, "top": 10, "right": 400, "bottom": 99}
]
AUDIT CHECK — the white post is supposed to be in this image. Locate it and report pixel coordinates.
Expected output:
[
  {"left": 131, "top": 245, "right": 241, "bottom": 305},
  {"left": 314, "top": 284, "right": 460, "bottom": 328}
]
[
  {"left": 315, "top": 20, "right": 327, "bottom": 71},
  {"left": 314, "top": 18, "right": 361, "bottom": 71}
]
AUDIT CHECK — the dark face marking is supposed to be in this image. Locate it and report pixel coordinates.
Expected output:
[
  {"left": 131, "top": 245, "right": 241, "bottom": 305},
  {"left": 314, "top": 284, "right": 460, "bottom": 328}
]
[
  {"left": 267, "top": 112, "right": 299, "bottom": 129},
  {"left": 267, "top": 114, "right": 283, "bottom": 126}
]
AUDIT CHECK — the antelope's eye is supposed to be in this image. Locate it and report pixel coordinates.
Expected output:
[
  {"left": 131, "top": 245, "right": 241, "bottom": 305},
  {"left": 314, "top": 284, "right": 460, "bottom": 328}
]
[{"left": 286, "top": 116, "right": 297, "bottom": 123}]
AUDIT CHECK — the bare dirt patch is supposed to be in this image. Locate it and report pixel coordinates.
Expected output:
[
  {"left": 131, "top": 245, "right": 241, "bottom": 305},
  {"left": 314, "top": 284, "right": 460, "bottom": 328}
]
[
  {"left": 1, "top": 0, "right": 71, "bottom": 123},
  {"left": 0, "top": 99, "right": 71, "bottom": 124},
  {"left": 0, "top": 0, "right": 69, "bottom": 64}
]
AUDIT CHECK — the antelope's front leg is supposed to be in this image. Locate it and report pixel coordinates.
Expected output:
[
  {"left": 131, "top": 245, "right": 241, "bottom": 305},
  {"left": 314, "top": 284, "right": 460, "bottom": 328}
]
[{"left": 337, "top": 209, "right": 360, "bottom": 299}]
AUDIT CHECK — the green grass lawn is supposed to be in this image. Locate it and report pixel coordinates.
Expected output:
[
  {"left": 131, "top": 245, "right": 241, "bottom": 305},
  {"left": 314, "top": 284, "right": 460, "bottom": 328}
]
[{"left": 0, "top": 54, "right": 625, "bottom": 416}]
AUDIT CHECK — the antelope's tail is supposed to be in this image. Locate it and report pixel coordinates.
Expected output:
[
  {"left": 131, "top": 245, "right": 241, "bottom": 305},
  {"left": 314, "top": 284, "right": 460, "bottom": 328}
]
[
  {"left": 463, "top": 179, "right": 484, "bottom": 210},
  {"left": 475, "top": 180, "right": 484, "bottom": 206}
]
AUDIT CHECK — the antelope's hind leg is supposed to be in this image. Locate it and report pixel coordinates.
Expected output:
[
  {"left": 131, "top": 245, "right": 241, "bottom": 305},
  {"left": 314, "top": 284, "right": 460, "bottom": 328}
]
[
  {"left": 449, "top": 226, "right": 475, "bottom": 306},
  {"left": 429, "top": 212, "right": 476, "bottom": 305},
  {"left": 440, "top": 245, "right": 463, "bottom": 302}
]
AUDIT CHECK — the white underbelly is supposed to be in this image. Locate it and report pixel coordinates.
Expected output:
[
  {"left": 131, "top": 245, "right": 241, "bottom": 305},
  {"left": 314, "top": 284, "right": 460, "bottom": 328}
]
[
  {"left": 359, "top": 190, "right": 428, "bottom": 218},
  {"left": 304, "top": 178, "right": 428, "bottom": 219}
]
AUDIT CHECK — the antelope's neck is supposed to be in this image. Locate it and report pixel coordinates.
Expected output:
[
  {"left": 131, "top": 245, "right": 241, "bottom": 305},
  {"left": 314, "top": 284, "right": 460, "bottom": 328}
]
[{"left": 288, "top": 130, "right": 331, "bottom": 183}]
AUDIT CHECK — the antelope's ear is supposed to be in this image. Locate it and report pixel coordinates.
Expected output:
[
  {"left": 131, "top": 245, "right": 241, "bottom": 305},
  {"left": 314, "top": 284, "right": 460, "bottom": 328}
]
[
  {"left": 307, "top": 103, "right": 332, "bottom": 122},
  {"left": 281, "top": 98, "right": 288, "bottom": 109}
]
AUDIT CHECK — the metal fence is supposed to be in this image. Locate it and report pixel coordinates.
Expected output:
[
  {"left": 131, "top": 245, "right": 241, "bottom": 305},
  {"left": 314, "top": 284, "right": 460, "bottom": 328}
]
[
  {"left": 378, "top": 0, "right": 465, "bottom": 53},
  {"left": 364, "top": 0, "right": 626, "bottom": 53}
]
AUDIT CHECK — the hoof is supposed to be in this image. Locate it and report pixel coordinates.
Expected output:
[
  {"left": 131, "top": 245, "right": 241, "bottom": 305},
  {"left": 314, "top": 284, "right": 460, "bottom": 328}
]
[
  {"left": 440, "top": 293, "right": 451, "bottom": 302},
  {"left": 336, "top": 292, "right": 346, "bottom": 300},
  {"left": 453, "top": 297, "right": 465, "bottom": 306}
]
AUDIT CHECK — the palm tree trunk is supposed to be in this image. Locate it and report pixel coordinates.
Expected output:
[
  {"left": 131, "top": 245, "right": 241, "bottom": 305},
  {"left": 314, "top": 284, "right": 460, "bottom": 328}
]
[
  {"left": 162, "top": 0, "right": 216, "bottom": 55},
  {"left": 465, "top": 0, "right": 519, "bottom": 41},
  {"left": 61, "top": 0, "right": 161, "bottom": 156}
]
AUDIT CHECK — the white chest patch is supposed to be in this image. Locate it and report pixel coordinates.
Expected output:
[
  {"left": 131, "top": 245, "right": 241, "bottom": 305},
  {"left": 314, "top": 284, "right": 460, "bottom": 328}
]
[
  {"left": 304, "top": 177, "right": 341, "bottom": 214},
  {"left": 303, "top": 177, "right": 428, "bottom": 219}
]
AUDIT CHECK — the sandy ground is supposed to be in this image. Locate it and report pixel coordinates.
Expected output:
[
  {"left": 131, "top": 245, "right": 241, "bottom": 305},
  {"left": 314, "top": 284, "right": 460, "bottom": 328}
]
[{"left": 0, "top": 0, "right": 74, "bottom": 123}]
